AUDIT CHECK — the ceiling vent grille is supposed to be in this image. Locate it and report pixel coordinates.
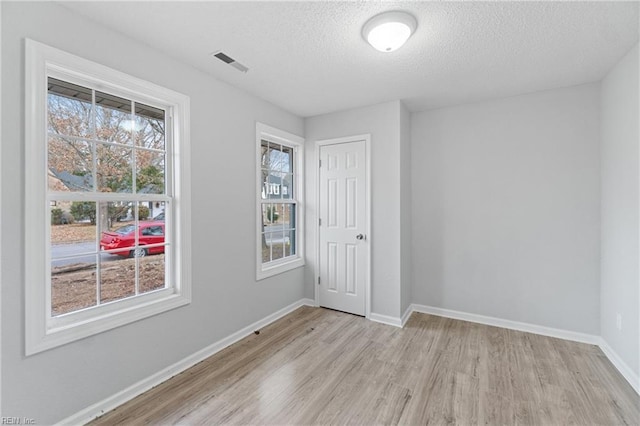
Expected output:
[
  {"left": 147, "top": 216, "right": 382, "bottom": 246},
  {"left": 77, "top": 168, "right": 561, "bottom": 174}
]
[{"left": 212, "top": 51, "right": 249, "bottom": 73}]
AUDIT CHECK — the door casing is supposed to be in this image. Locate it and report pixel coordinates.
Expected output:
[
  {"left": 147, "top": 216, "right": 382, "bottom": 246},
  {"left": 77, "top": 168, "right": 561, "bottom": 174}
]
[{"left": 314, "top": 134, "right": 371, "bottom": 318}]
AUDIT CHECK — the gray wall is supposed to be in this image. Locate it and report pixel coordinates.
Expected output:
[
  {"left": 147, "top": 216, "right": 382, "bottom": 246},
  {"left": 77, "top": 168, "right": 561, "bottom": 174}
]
[
  {"left": 400, "top": 103, "right": 412, "bottom": 316},
  {"left": 411, "top": 83, "right": 602, "bottom": 334},
  {"left": 600, "top": 44, "right": 639, "bottom": 376},
  {"left": 304, "top": 101, "right": 404, "bottom": 319},
  {"left": 1, "top": 2, "right": 305, "bottom": 423}
]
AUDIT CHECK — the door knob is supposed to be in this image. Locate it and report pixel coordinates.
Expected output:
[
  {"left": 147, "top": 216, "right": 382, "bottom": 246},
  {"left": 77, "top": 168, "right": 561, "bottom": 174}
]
[{"left": 356, "top": 234, "right": 365, "bottom": 240}]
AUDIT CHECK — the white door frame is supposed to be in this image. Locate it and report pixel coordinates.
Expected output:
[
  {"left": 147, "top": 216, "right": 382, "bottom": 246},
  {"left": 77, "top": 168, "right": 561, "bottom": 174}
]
[{"left": 314, "top": 134, "right": 371, "bottom": 318}]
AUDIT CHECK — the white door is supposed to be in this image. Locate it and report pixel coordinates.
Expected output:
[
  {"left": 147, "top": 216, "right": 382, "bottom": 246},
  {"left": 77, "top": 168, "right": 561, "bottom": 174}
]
[{"left": 318, "top": 140, "right": 368, "bottom": 316}]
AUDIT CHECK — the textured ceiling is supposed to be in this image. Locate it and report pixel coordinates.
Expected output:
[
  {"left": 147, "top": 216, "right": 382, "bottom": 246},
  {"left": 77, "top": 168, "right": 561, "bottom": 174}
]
[{"left": 60, "top": 1, "right": 639, "bottom": 117}]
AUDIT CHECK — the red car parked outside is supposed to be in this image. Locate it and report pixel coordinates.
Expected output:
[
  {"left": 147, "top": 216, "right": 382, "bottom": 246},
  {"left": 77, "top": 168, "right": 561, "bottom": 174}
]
[{"left": 100, "top": 220, "right": 165, "bottom": 258}]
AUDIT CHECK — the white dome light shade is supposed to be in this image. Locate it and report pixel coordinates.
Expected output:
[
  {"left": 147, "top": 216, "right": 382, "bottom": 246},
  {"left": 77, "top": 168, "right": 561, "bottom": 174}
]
[{"left": 362, "top": 11, "right": 417, "bottom": 52}]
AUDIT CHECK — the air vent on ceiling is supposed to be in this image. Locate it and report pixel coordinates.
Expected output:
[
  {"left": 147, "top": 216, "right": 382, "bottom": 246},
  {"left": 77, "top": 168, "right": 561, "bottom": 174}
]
[{"left": 212, "top": 51, "right": 249, "bottom": 73}]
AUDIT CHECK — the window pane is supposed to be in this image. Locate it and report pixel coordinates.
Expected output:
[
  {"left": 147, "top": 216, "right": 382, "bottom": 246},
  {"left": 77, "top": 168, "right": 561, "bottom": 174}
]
[
  {"left": 261, "top": 170, "right": 269, "bottom": 200},
  {"left": 98, "top": 201, "right": 135, "bottom": 255},
  {"left": 270, "top": 230, "right": 285, "bottom": 261},
  {"left": 262, "top": 171, "right": 286, "bottom": 200},
  {"left": 261, "top": 235, "right": 271, "bottom": 263},
  {"left": 136, "top": 150, "right": 165, "bottom": 194},
  {"left": 135, "top": 103, "right": 165, "bottom": 150},
  {"left": 51, "top": 255, "right": 97, "bottom": 317},
  {"left": 95, "top": 91, "right": 132, "bottom": 145},
  {"left": 260, "top": 141, "right": 294, "bottom": 200},
  {"left": 137, "top": 220, "right": 166, "bottom": 256},
  {"left": 261, "top": 203, "right": 273, "bottom": 263},
  {"left": 260, "top": 140, "right": 270, "bottom": 169},
  {"left": 276, "top": 203, "right": 289, "bottom": 227},
  {"left": 262, "top": 203, "right": 284, "bottom": 263},
  {"left": 281, "top": 173, "right": 293, "bottom": 199},
  {"left": 139, "top": 253, "right": 166, "bottom": 294},
  {"left": 138, "top": 201, "right": 155, "bottom": 221},
  {"left": 100, "top": 254, "right": 136, "bottom": 304},
  {"left": 285, "top": 230, "right": 296, "bottom": 257},
  {"left": 150, "top": 201, "right": 166, "bottom": 221},
  {"left": 59, "top": 200, "right": 97, "bottom": 229},
  {"left": 262, "top": 203, "right": 284, "bottom": 226},
  {"left": 97, "top": 200, "right": 137, "bottom": 305},
  {"left": 280, "top": 145, "right": 293, "bottom": 173},
  {"left": 48, "top": 138, "right": 94, "bottom": 192},
  {"left": 264, "top": 142, "right": 290, "bottom": 172},
  {"left": 260, "top": 202, "right": 297, "bottom": 264},
  {"left": 270, "top": 145, "right": 285, "bottom": 172},
  {"left": 51, "top": 201, "right": 97, "bottom": 260},
  {"left": 96, "top": 142, "right": 133, "bottom": 192},
  {"left": 47, "top": 78, "right": 92, "bottom": 138},
  {"left": 281, "top": 204, "right": 295, "bottom": 230},
  {"left": 98, "top": 202, "right": 166, "bottom": 257}
]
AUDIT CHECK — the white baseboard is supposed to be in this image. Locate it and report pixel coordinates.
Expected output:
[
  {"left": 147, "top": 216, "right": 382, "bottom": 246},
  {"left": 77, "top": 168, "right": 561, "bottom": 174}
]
[
  {"left": 57, "top": 298, "right": 315, "bottom": 426},
  {"left": 597, "top": 338, "right": 640, "bottom": 395},
  {"left": 410, "top": 304, "right": 600, "bottom": 345},
  {"left": 410, "top": 304, "right": 638, "bottom": 395},
  {"left": 369, "top": 312, "right": 403, "bottom": 327},
  {"left": 401, "top": 305, "right": 413, "bottom": 327}
]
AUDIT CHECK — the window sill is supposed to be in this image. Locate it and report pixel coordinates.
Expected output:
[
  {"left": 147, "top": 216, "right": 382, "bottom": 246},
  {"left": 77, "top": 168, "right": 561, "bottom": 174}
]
[
  {"left": 27, "top": 290, "right": 190, "bottom": 356},
  {"left": 257, "top": 257, "right": 305, "bottom": 281}
]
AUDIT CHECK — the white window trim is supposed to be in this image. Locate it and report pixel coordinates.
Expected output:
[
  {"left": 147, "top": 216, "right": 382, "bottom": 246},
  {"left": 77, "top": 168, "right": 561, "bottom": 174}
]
[
  {"left": 25, "top": 39, "right": 192, "bottom": 355},
  {"left": 0, "top": 4, "right": 3, "bottom": 412},
  {"left": 256, "top": 123, "right": 305, "bottom": 280}
]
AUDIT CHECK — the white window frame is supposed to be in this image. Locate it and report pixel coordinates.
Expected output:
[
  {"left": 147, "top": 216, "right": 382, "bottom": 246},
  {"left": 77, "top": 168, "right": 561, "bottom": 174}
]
[
  {"left": 25, "top": 39, "right": 192, "bottom": 355},
  {"left": 256, "top": 123, "right": 305, "bottom": 280}
]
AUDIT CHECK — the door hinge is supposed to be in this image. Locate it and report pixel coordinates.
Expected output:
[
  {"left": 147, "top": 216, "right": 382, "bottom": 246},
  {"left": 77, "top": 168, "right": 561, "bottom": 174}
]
[
  {"left": 318, "top": 276, "right": 321, "bottom": 285},
  {"left": 319, "top": 159, "right": 322, "bottom": 168},
  {"left": 319, "top": 218, "right": 322, "bottom": 226}
]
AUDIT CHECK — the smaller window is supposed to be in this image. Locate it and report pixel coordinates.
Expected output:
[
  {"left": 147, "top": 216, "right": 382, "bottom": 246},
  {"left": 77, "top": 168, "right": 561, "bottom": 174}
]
[{"left": 256, "top": 123, "right": 305, "bottom": 280}]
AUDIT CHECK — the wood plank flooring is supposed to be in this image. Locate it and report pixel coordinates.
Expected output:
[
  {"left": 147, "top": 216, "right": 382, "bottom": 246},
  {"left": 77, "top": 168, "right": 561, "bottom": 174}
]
[{"left": 91, "top": 307, "right": 639, "bottom": 425}]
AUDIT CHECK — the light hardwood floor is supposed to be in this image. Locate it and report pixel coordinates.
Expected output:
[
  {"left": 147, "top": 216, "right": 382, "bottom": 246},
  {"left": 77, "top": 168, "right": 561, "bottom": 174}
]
[{"left": 92, "top": 306, "right": 639, "bottom": 425}]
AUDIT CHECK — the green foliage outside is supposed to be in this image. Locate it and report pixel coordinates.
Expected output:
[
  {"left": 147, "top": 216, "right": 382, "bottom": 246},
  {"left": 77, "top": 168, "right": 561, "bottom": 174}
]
[
  {"left": 51, "top": 208, "right": 64, "bottom": 225},
  {"left": 70, "top": 202, "right": 153, "bottom": 225},
  {"left": 266, "top": 206, "right": 279, "bottom": 223},
  {"left": 70, "top": 202, "right": 96, "bottom": 225},
  {"left": 109, "top": 204, "right": 129, "bottom": 223},
  {"left": 137, "top": 165, "right": 164, "bottom": 194},
  {"left": 103, "top": 167, "right": 164, "bottom": 194},
  {"left": 138, "top": 205, "right": 150, "bottom": 220}
]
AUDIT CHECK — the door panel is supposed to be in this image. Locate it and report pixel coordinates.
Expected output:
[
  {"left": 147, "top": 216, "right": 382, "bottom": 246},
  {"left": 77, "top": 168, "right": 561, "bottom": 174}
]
[{"left": 319, "top": 140, "right": 367, "bottom": 316}]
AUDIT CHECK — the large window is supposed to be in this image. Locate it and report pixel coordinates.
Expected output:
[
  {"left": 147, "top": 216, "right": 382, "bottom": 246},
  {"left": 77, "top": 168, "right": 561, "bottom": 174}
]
[
  {"left": 256, "top": 123, "right": 304, "bottom": 279},
  {"left": 25, "top": 40, "right": 191, "bottom": 355}
]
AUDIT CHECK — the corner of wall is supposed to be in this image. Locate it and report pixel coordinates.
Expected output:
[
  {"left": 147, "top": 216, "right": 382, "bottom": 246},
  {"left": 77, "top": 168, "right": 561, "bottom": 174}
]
[
  {"left": 598, "top": 337, "right": 640, "bottom": 395},
  {"left": 599, "top": 42, "right": 640, "bottom": 381}
]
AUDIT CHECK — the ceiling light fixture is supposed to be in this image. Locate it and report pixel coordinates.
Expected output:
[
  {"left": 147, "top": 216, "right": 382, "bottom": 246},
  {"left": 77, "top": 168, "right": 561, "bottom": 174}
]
[{"left": 362, "top": 11, "right": 417, "bottom": 52}]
